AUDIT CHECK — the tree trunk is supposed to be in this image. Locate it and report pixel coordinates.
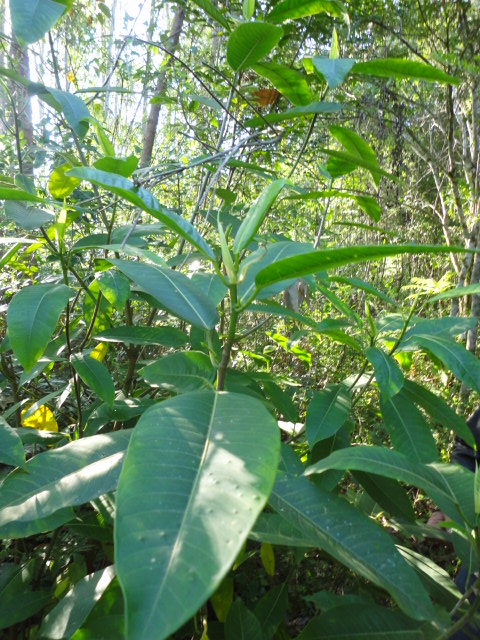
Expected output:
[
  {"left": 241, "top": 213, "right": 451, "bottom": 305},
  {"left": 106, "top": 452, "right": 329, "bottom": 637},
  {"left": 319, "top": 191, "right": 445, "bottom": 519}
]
[{"left": 140, "top": 7, "right": 185, "bottom": 167}]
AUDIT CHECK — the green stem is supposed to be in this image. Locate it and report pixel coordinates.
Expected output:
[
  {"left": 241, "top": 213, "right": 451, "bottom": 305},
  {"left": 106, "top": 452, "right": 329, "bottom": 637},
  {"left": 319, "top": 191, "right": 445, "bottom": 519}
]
[{"left": 216, "top": 285, "right": 238, "bottom": 391}]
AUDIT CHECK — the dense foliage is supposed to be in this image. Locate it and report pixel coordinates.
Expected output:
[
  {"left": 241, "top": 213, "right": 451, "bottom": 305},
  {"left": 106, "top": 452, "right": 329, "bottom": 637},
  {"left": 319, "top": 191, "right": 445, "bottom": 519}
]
[{"left": 1, "top": 0, "right": 480, "bottom": 638}]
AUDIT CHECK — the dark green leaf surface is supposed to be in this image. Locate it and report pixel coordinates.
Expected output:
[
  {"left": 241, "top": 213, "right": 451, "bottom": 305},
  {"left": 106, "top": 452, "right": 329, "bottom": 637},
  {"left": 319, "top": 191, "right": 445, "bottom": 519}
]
[
  {"left": 0, "top": 419, "right": 26, "bottom": 468},
  {"left": 245, "top": 101, "right": 343, "bottom": 127},
  {"left": 10, "top": 0, "right": 65, "bottom": 44},
  {"left": 115, "top": 391, "right": 280, "bottom": 640},
  {"left": 254, "top": 244, "right": 474, "bottom": 290},
  {"left": 190, "top": 0, "right": 231, "bottom": 30},
  {"left": 72, "top": 353, "right": 115, "bottom": 406},
  {"left": 253, "top": 584, "right": 288, "bottom": 640},
  {"left": 225, "top": 599, "right": 263, "bottom": 640},
  {"left": 329, "top": 125, "right": 380, "bottom": 186},
  {"left": 305, "top": 384, "right": 351, "bottom": 446},
  {"left": 227, "top": 22, "right": 283, "bottom": 71},
  {"left": 4, "top": 201, "right": 53, "bottom": 229},
  {"left": 351, "top": 58, "right": 459, "bottom": 85},
  {"left": 267, "top": 0, "right": 347, "bottom": 23},
  {"left": 109, "top": 259, "right": 219, "bottom": 329},
  {"left": 380, "top": 390, "right": 437, "bottom": 463},
  {"left": 7, "top": 283, "right": 71, "bottom": 371},
  {"left": 366, "top": 347, "right": 404, "bottom": 400},
  {"left": 141, "top": 351, "right": 215, "bottom": 393},
  {"left": 0, "top": 430, "right": 131, "bottom": 538},
  {"left": 96, "top": 270, "right": 131, "bottom": 311},
  {"left": 270, "top": 474, "right": 435, "bottom": 621},
  {"left": 0, "top": 561, "right": 50, "bottom": 629},
  {"left": 95, "top": 325, "right": 188, "bottom": 348}
]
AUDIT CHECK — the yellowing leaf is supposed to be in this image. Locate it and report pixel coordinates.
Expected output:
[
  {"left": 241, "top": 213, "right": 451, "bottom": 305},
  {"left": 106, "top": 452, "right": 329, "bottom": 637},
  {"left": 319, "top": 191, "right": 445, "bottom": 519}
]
[
  {"left": 21, "top": 405, "right": 58, "bottom": 432},
  {"left": 66, "top": 71, "right": 75, "bottom": 83},
  {"left": 89, "top": 342, "right": 108, "bottom": 362},
  {"left": 260, "top": 542, "right": 275, "bottom": 576}
]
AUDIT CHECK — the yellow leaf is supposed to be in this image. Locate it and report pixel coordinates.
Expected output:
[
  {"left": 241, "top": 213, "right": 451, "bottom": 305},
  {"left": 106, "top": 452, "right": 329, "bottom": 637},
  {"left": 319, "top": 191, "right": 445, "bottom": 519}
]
[
  {"left": 260, "top": 542, "right": 275, "bottom": 576},
  {"left": 21, "top": 405, "right": 58, "bottom": 432},
  {"left": 66, "top": 71, "right": 75, "bottom": 83},
  {"left": 89, "top": 343, "right": 108, "bottom": 362}
]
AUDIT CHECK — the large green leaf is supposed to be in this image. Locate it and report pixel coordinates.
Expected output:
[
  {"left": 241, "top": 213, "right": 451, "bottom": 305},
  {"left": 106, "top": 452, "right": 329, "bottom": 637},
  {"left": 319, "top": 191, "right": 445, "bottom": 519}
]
[
  {"left": 409, "top": 334, "right": 480, "bottom": 395},
  {"left": 245, "top": 101, "right": 343, "bottom": 127},
  {"left": 311, "top": 57, "right": 355, "bottom": 89},
  {"left": 96, "top": 270, "right": 130, "bottom": 311},
  {"left": 108, "top": 259, "right": 219, "bottom": 329},
  {"left": 141, "top": 351, "right": 216, "bottom": 393},
  {"left": 71, "top": 353, "right": 115, "bottom": 406},
  {"left": 254, "top": 584, "right": 288, "bottom": 639},
  {"left": 39, "top": 566, "right": 116, "bottom": 640},
  {"left": 0, "top": 561, "right": 50, "bottom": 629},
  {"left": 190, "top": 0, "right": 231, "bottom": 29},
  {"left": 351, "top": 58, "right": 459, "bottom": 85},
  {"left": 402, "top": 379, "right": 475, "bottom": 447},
  {"left": 365, "top": 347, "right": 404, "bottom": 400},
  {"left": 0, "top": 419, "right": 26, "bottom": 468},
  {"left": 0, "top": 187, "right": 44, "bottom": 202},
  {"left": 429, "top": 283, "right": 480, "bottom": 302},
  {"left": 225, "top": 599, "right": 263, "bottom": 640},
  {"left": 305, "top": 445, "right": 475, "bottom": 526},
  {"left": 95, "top": 325, "right": 188, "bottom": 348},
  {"left": 252, "top": 62, "right": 312, "bottom": 106},
  {"left": 48, "top": 163, "right": 81, "bottom": 198},
  {"left": 4, "top": 201, "right": 53, "bottom": 229},
  {"left": 42, "top": 87, "right": 90, "bottom": 138},
  {"left": 0, "top": 431, "right": 132, "bottom": 538},
  {"left": 114, "top": 391, "right": 280, "bottom": 640},
  {"left": 380, "top": 390, "right": 437, "bottom": 463},
  {"left": 233, "top": 180, "right": 286, "bottom": 254},
  {"left": 254, "top": 244, "right": 474, "bottom": 291},
  {"left": 7, "top": 283, "right": 71, "bottom": 371},
  {"left": 305, "top": 384, "right": 351, "bottom": 447},
  {"left": 352, "top": 471, "right": 415, "bottom": 522},
  {"left": 329, "top": 125, "right": 380, "bottom": 186},
  {"left": 226, "top": 22, "right": 283, "bottom": 71},
  {"left": 401, "top": 316, "right": 477, "bottom": 342},
  {"left": 270, "top": 473, "right": 435, "bottom": 621},
  {"left": 67, "top": 168, "right": 215, "bottom": 260},
  {"left": 9, "top": 0, "right": 66, "bottom": 44},
  {"left": 266, "top": 0, "right": 347, "bottom": 23},
  {"left": 296, "top": 604, "right": 424, "bottom": 639}
]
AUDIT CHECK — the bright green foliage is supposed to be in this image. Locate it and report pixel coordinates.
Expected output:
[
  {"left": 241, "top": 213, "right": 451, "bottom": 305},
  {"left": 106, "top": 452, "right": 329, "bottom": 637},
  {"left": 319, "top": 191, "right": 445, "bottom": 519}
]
[{"left": 226, "top": 22, "right": 283, "bottom": 71}]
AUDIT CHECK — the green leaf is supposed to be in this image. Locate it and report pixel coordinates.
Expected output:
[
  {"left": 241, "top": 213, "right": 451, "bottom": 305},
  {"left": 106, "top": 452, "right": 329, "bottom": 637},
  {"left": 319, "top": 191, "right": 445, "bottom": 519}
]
[
  {"left": 141, "top": 351, "right": 215, "bottom": 393},
  {"left": 108, "top": 259, "right": 219, "bottom": 329},
  {"left": 83, "top": 116, "right": 115, "bottom": 156},
  {"left": 238, "top": 242, "right": 313, "bottom": 305},
  {"left": 48, "top": 163, "right": 81, "bottom": 198},
  {"left": 0, "top": 187, "right": 44, "bottom": 202},
  {"left": 0, "top": 430, "right": 131, "bottom": 538},
  {"left": 262, "top": 380, "right": 298, "bottom": 422},
  {"left": 0, "top": 561, "right": 50, "bottom": 629},
  {"left": 67, "top": 168, "right": 215, "bottom": 260},
  {"left": 7, "top": 283, "right": 71, "bottom": 371},
  {"left": 266, "top": 0, "right": 348, "bottom": 23},
  {"left": 190, "top": 0, "right": 231, "bottom": 30},
  {"left": 233, "top": 180, "right": 285, "bottom": 254},
  {"left": 352, "top": 471, "right": 415, "bottom": 522},
  {"left": 305, "top": 384, "right": 351, "bottom": 447},
  {"left": 305, "top": 445, "right": 475, "bottom": 526},
  {"left": 250, "top": 512, "right": 312, "bottom": 546},
  {"left": 243, "top": 0, "right": 255, "bottom": 20},
  {"left": 114, "top": 391, "right": 280, "bottom": 640},
  {"left": 254, "top": 244, "right": 475, "bottom": 291},
  {"left": 42, "top": 87, "right": 90, "bottom": 138},
  {"left": 252, "top": 62, "right": 312, "bottom": 106},
  {"left": 402, "top": 379, "right": 475, "bottom": 448},
  {"left": 253, "top": 584, "right": 288, "bottom": 639},
  {"left": 95, "top": 325, "right": 188, "bottom": 348},
  {"left": 9, "top": 0, "right": 66, "bottom": 44},
  {"left": 96, "top": 270, "right": 130, "bottom": 311},
  {"left": 225, "top": 599, "right": 263, "bottom": 640},
  {"left": 226, "top": 22, "right": 283, "bottom": 71},
  {"left": 380, "top": 390, "right": 437, "bottom": 463},
  {"left": 245, "top": 101, "right": 343, "bottom": 127},
  {"left": 71, "top": 353, "right": 115, "bottom": 406},
  {"left": 0, "top": 419, "right": 25, "bottom": 467},
  {"left": 351, "top": 58, "right": 459, "bottom": 85},
  {"left": 93, "top": 155, "right": 139, "bottom": 178},
  {"left": 270, "top": 473, "right": 435, "bottom": 621},
  {"left": 329, "top": 126, "right": 380, "bottom": 188},
  {"left": 39, "top": 566, "right": 115, "bottom": 640},
  {"left": 4, "top": 200, "right": 53, "bottom": 230},
  {"left": 296, "top": 604, "right": 424, "bottom": 639},
  {"left": 429, "top": 283, "right": 480, "bottom": 302},
  {"left": 311, "top": 57, "right": 355, "bottom": 89},
  {"left": 328, "top": 276, "right": 395, "bottom": 305},
  {"left": 402, "top": 316, "right": 476, "bottom": 342},
  {"left": 408, "top": 334, "right": 480, "bottom": 395},
  {"left": 365, "top": 347, "right": 404, "bottom": 400}
]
